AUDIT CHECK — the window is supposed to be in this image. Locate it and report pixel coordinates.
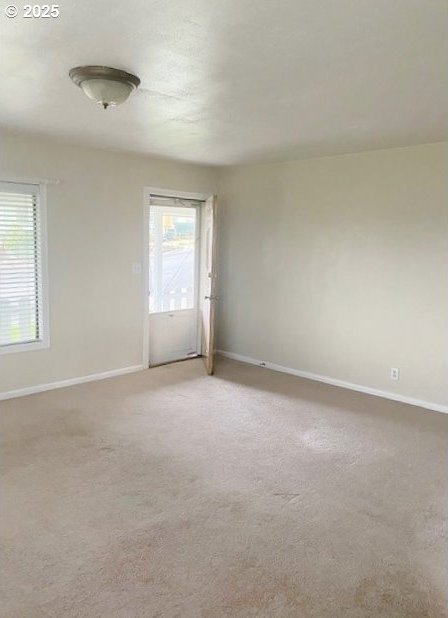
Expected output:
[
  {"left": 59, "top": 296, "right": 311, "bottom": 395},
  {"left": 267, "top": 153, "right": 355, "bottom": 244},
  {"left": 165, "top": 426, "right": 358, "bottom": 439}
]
[
  {"left": 0, "top": 181, "right": 49, "bottom": 354},
  {"left": 149, "top": 204, "right": 198, "bottom": 313}
]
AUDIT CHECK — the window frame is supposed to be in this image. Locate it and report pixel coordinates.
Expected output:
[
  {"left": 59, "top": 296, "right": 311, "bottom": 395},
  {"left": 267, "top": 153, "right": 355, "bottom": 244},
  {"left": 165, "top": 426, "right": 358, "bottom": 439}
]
[{"left": 0, "top": 181, "right": 50, "bottom": 355}]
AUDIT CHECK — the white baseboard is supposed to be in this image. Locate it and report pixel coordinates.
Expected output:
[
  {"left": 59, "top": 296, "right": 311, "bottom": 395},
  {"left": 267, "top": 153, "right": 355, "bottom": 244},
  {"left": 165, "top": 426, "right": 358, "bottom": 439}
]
[
  {"left": 0, "top": 365, "right": 144, "bottom": 401},
  {"left": 217, "top": 350, "right": 448, "bottom": 415},
  {"left": 2, "top": 353, "right": 446, "bottom": 415}
]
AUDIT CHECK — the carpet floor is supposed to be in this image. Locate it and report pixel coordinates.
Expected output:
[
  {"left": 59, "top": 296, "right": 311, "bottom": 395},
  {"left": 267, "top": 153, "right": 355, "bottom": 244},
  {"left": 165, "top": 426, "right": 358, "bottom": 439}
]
[{"left": 1, "top": 357, "right": 447, "bottom": 617}]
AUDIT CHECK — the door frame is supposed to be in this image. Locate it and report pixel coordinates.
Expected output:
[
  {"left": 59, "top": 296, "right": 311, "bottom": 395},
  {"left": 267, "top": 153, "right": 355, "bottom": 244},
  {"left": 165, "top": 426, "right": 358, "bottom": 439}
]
[{"left": 142, "top": 186, "right": 213, "bottom": 368}]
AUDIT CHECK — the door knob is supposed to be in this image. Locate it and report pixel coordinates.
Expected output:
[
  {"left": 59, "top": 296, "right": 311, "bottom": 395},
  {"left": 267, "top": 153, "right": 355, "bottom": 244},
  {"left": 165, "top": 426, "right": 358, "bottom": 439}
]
[{"left": 204, "top": 295, "right": 219, "bottom": 301}]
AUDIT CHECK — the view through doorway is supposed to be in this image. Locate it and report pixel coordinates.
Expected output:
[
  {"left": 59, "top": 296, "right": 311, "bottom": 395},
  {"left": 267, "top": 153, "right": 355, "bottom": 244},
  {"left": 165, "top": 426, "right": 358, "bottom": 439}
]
[{"left": 148, "top": 200, "right": 200, "bottom": 366}]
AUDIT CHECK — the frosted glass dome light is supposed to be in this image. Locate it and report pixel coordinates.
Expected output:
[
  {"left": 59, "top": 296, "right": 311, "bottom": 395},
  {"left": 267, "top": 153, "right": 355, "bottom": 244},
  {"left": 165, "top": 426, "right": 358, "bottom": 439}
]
[{"left": 69, "top": 66, "right": 140, "bottom": 109}]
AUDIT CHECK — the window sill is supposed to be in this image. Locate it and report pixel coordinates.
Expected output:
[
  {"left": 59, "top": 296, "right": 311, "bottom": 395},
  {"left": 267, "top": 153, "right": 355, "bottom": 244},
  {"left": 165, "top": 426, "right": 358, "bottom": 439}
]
[{"left": 0, "top": 339, "right": 50, "bottom": 356}]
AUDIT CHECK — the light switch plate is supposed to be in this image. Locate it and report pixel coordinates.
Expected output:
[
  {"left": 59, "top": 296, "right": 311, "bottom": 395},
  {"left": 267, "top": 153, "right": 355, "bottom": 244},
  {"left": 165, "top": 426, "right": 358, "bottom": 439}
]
[{"left": 132, "top": 262, "right": 142, "bottom": 275}]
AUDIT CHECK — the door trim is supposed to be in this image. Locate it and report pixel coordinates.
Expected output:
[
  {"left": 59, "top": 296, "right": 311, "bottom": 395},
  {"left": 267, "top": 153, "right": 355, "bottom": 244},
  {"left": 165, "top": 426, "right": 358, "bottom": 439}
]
[{"left": 142, "top": 187, "right": 213, "bottom": 369}]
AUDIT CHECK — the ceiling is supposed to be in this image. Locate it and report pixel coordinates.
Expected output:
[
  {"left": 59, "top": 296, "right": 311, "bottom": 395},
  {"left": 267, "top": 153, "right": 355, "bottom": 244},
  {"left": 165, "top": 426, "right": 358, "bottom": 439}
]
[{"left": 1, "top": 0, "right": 447, "bottom": 166}]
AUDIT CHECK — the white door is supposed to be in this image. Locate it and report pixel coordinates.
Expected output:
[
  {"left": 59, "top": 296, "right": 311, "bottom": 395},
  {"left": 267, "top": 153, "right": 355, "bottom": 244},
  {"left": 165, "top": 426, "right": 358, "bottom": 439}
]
[
  {"left": 148, "top": 202, "right": 200, "bottom": 365},
  {"left": 199, "top": 195, "right": 218, "bottom": 375}
]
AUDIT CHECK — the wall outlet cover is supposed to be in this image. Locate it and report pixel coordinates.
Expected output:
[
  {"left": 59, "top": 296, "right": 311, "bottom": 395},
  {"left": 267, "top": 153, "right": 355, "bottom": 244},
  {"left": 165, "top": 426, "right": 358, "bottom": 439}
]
[{"left": 390, "top": 367, "right": 400, "bottom": 381}]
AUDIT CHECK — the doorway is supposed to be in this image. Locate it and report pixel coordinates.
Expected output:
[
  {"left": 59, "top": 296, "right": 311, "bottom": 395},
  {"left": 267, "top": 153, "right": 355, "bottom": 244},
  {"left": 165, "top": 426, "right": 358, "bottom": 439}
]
[
  {"left": 144, "top": 189, "right": 218, "bottom": 372},
  {"left": 148, "top": 199, "right": 200, "bottom": 366}
]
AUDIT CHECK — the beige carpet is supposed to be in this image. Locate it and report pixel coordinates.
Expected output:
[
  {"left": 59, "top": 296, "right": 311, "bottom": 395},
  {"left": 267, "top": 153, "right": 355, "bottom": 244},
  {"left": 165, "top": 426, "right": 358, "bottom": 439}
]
[{"left": 1, "top": 357, "right": 447, "bottom": 617}]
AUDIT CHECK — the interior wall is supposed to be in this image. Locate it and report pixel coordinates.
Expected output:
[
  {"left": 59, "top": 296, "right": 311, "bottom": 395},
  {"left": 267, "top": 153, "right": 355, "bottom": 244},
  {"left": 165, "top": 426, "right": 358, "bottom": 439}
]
[
  {"left": 217, "top": 142, "right": 448, "bottom": 407},
  {"left": 0, "top": 131, "right": 218, "bottom": 393}
]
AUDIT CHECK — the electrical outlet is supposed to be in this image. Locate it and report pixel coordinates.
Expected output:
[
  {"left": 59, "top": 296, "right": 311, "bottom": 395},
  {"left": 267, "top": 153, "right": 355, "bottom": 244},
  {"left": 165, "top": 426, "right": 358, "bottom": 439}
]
[{"left": 390, "top": 367, "right": 400, "bottom": 381}]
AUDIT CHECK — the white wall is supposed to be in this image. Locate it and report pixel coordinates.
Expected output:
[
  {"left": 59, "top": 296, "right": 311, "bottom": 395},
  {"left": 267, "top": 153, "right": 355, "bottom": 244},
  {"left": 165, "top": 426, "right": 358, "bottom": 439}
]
[
  {"left": 0, "top": 132, "right": 217, "bottom": 392},
  {"left": 217, "top": 142, "right": 448, "bottom": 407},
  {"left": 2, "top": 134, "right": 446, "bottom": 408}
]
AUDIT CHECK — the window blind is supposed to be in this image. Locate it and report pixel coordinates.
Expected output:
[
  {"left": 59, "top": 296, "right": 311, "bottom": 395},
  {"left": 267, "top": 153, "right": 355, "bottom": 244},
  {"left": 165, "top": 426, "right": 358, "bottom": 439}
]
[{"left": 0, "top": 182, "right": 43, "bottom": 348}]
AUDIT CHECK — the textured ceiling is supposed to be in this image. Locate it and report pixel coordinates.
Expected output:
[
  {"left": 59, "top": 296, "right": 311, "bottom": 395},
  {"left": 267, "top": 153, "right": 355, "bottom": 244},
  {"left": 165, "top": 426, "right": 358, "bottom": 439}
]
[{"left": 1, "top": 0, "right": 447, "bottom": 165}]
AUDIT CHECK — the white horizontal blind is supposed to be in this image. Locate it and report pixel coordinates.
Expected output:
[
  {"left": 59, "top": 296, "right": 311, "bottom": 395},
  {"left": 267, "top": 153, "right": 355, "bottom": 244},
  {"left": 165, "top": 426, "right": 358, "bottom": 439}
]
[{"left": 0, "top": 182, "right": 43, "bottom": 348}]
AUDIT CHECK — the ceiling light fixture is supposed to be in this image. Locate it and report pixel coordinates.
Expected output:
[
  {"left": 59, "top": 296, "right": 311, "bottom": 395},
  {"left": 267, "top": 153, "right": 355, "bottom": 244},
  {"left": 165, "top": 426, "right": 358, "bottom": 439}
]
[{"left": 69, "top": 66, "right": 140, "bottom": 109}]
